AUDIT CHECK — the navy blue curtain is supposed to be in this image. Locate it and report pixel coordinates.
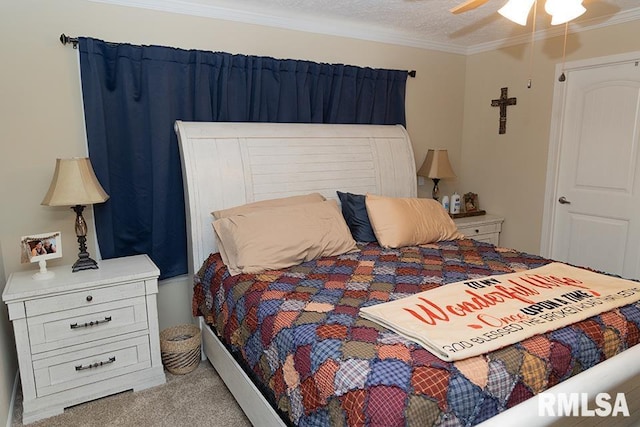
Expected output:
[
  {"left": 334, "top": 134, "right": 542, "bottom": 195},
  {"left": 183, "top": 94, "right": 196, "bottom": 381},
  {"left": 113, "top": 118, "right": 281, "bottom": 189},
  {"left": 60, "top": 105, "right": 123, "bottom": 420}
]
[{"left": 79, "top": 37, "right": 408, "bottom": 279}]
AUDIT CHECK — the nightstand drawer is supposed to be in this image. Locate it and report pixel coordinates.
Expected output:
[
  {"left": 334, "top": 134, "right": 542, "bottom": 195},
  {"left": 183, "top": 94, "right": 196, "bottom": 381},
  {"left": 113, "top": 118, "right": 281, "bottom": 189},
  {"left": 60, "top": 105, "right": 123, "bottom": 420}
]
[
  {"left": 458, "top": 222, "right": 500, "bottom": 237},
  {"left": 28, "top": 296, "right": 149, "bottom": 354},
  {"left": 453, "top": 214, "right": 504, "bottom": 246},
  {"left": 25, "top": 281, "right": 146, "bottom": 317},
  {"left": 33, "top": 335, "right": 151, "bottom": 397}
]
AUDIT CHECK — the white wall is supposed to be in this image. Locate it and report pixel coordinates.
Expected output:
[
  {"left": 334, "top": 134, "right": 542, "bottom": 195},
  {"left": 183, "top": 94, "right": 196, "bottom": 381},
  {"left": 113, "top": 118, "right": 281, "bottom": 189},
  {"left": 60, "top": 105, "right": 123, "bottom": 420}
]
[{"left": 460, "top": 21, "right": 640, "bottom": 254}]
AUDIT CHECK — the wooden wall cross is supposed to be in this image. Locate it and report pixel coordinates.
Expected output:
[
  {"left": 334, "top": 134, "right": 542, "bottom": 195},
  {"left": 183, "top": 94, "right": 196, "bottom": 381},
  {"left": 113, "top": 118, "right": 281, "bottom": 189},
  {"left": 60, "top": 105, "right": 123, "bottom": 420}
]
[{"left": 491, "top": 87, "right": 517, "bottom": 134}]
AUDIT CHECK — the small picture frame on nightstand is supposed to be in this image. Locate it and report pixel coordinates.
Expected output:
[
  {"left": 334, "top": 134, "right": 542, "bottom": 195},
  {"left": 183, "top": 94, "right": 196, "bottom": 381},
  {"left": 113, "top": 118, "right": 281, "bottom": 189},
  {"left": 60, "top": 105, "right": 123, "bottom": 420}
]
[
  {"left": 21, "top": 232, "right": 62, "bottom": 280},
  {"left": 464, "top": 192, "right": 479, "bottom": 213},
  {"left": 450, "top": 193, "right": 485, "bottom": 218}
]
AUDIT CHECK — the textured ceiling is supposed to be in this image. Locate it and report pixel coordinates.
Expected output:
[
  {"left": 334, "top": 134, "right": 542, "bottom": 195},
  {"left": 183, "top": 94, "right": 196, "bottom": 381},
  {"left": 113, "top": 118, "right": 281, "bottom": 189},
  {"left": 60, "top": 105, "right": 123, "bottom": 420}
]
[{"left": 99, "top": 0, "right": 640, "bottom": 54}]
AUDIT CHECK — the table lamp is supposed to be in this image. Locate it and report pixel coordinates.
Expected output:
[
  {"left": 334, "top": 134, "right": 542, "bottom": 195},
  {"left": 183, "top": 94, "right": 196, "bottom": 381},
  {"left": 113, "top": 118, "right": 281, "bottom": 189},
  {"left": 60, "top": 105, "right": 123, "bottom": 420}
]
[
  {"left": 417, "top": 149, "right": 456, "bottom": 201},
  {"left": 41, "top": 158, "right": 109, "bottom": 272}
]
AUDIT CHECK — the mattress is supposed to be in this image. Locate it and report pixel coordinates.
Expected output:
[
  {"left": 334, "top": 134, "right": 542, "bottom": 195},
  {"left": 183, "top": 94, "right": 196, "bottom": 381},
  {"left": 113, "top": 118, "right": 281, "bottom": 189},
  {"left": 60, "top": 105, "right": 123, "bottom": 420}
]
[{"left": 193, "top": 239, "right": 640, "bottom": 426}]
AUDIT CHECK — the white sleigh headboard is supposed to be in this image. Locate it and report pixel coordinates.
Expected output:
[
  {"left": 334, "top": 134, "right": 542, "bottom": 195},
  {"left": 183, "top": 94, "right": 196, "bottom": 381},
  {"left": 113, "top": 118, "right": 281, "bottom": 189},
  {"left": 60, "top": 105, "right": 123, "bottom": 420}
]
[{"left": 175, "top": 121, "right": 417, "bottom": 275}]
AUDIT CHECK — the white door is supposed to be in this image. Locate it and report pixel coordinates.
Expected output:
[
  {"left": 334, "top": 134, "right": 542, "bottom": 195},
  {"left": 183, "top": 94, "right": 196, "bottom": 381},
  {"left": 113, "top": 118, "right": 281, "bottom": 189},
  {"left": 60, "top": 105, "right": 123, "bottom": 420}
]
[{"left": 548, "top": 58, "right": 640, "bottom": 279}]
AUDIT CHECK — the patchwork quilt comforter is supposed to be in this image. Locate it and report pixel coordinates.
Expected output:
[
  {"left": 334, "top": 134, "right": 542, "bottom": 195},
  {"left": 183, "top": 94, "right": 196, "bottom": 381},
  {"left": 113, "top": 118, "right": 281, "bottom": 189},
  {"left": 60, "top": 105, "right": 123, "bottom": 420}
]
[{"left": 193, "top": 239, "right": 640, "bottom": 426}]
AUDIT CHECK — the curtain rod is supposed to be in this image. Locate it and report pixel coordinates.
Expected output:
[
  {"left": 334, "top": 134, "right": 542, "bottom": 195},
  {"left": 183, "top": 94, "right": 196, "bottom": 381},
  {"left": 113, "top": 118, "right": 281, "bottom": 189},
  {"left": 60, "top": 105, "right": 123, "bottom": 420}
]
[
  {"left": 60, "top": 34, "right": 78, "bottom": 48},
  {"left": 59, "top": 34, "right": 416, "bottom": 77}
]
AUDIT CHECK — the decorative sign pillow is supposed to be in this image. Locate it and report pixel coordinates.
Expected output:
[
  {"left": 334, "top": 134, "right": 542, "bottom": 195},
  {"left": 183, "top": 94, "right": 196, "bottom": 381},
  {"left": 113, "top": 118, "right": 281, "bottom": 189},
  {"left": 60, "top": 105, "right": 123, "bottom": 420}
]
[{"left": 365, "top": 194, "right": 463, "bottom": 248}]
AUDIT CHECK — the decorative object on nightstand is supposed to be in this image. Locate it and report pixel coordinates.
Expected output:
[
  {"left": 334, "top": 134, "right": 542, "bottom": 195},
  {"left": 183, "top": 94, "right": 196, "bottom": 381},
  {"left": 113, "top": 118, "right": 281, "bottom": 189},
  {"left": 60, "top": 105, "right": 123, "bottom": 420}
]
[
  {"left": 2, "top": 254, "right": 166, "bottom": 424},
  {"left": 41, "top": 158, "right": 109, "bottom": 272},
  {"left": 21, "top": 231, "right": 62, "bottom": 280},
  {"left": 454, "top": 214, "right": 504, "bottom": 245},
  {"left": 449, "top": 192, "right": 486, "bottom": 218},
  {"left": 463, "top": 192, "right": 479, "bottom": 213},
  {"left": 450, "top": 192, "right": 461, "bottom": 214},
  {"left": 441, "top": 195, "right": 450, "bottom": 211},
  {"left": 417, "top": 149, "right": 456, "bottom": 201}
]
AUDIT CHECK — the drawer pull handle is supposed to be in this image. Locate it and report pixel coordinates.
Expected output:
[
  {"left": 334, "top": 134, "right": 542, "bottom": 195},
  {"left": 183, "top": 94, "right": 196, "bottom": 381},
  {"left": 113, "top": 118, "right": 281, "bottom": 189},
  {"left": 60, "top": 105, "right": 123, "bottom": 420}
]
[
  {"left": 75, "top": 356, "right": 116, "bottom": 371},
  {"left": 70, "top": 316, "right": 112, "bottom": 329},
  {"left": 475, "top": 229, "right": 480, "bottom": 233},
  {"left": 86, "top": 295, "right": 93, "bottom": 302}
]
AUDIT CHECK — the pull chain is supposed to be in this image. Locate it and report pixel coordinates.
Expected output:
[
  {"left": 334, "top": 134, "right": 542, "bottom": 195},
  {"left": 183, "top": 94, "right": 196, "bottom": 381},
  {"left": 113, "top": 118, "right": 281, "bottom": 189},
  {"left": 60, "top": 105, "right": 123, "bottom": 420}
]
[
  {"left": 527, "top": 0, "right": 538, "bottom": 88},
  {"left": 559, "top": 22, "right": 569, "bottom": 82}
]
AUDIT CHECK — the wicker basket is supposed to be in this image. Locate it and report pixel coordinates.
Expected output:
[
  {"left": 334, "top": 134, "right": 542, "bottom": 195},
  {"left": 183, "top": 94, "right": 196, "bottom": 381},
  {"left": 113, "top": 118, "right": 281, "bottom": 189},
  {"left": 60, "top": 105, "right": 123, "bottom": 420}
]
[{"left": 160, "top": 324, "right": 201, "bottom": 375}]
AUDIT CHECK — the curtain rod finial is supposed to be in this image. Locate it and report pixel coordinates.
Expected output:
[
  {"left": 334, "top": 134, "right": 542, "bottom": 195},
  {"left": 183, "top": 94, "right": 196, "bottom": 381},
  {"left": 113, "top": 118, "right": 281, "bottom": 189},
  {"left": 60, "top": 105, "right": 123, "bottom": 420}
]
[{"left": 60, "top": 33, "right": 79, "bottom": 49}]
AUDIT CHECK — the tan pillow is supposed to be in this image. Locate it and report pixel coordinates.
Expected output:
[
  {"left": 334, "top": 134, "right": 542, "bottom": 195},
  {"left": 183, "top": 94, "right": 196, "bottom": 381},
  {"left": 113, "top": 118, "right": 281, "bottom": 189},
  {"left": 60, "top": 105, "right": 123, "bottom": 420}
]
[
  {"left": 213, "top": 200, "right": 358, "bottom": 275},
  {"left": 212, "top": 193, "right": 326, "bottom": 264},
  {"left": 212, "top": 193, "right": 326, "bottom": 219},
  {"left": 365, "top": 194, "right": 463, "bottom": 248}
]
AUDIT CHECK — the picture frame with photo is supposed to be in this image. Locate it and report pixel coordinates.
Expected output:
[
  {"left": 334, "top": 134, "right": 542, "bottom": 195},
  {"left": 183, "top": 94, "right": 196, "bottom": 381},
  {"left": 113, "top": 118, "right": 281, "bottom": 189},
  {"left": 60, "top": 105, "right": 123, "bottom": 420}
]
[
  {"left": 463, "top": 192, "right": 480, "bottom": 213},
  {"left": 21, "top": 232, "right": 62, "bottom": 280}
]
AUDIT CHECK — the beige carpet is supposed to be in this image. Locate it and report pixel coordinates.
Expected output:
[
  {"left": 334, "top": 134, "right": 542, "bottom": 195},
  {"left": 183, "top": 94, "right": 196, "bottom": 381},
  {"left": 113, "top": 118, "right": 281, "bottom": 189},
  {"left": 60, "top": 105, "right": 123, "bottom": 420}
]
[{"left": 12, "top": 361, "right": 252, "bottom": 427}]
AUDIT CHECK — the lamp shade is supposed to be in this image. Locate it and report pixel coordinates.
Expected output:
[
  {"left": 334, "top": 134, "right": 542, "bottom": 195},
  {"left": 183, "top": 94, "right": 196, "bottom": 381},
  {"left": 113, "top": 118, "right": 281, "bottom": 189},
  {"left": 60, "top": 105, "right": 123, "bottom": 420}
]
[
  {"left": 545, "top": 0, "right": 586, "bottom": 25},
  {"left": 498, "top": 0, "right": 536, "bottom": 26},
  {"left": 417, "top": 149, "right": 456, "bottom": 179},
  {"left": 41, "top": 158, "right": 109, "bottom": 206}
]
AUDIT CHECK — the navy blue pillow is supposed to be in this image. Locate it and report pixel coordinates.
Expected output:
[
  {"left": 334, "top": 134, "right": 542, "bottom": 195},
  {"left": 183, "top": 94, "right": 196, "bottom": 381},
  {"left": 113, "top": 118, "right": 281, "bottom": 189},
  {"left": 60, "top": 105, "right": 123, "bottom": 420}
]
[{"left": 336, "top": 191, "right": 377, "bottom": 242}]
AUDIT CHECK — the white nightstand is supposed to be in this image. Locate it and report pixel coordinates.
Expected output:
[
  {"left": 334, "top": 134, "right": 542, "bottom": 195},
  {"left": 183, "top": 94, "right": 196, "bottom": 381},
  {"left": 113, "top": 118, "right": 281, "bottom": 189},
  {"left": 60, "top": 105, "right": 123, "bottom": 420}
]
[
  {"left": 2, "top": 254, "right": 166, "bottom": 424},
  {"left": 454, "top": 214, "right": 504, "bottom": 245}
]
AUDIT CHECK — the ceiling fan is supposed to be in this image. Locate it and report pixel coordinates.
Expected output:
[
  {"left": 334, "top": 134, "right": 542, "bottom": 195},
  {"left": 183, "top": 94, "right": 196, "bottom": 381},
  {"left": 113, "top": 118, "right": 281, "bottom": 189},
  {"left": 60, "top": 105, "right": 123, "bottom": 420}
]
[
  {"left": 450, "top": 0, "right": 587, "bottom": 26},
  {"left": 450, "top": 0, "right": 491, "bottom": 15}
]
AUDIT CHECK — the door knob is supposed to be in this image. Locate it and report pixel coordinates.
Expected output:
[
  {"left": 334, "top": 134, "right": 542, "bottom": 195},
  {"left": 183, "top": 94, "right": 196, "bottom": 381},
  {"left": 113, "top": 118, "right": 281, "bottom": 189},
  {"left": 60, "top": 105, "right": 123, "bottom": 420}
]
[{"left": 558, "top": 196, "right": 571, "bottom": 205}]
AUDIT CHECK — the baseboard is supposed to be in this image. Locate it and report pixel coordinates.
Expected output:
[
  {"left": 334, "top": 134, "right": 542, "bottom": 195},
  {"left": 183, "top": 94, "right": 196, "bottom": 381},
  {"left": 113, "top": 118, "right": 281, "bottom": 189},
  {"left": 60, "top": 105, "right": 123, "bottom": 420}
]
[{"left": 6, "top": 369, "right": 18, "bottom": 427}]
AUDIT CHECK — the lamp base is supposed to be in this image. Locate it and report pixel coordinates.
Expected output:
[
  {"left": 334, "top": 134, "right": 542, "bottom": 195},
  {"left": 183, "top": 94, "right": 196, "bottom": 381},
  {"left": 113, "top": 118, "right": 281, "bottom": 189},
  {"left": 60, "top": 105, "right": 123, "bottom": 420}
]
[
  {"left": 71, "top": 207, "right": 100, "bottom": 273},
  {"left": 431, "top": 178, "right": 441, "bottom": 201},
  {"left": 72, "top": 255, "right": 99, "bottom": 272}
]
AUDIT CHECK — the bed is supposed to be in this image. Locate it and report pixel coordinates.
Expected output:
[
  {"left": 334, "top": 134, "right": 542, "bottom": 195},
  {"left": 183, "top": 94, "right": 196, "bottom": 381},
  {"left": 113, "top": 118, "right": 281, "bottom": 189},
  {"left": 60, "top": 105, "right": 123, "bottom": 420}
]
[{"left": 175, "top": 121, "right": 640, "bottom": 426}]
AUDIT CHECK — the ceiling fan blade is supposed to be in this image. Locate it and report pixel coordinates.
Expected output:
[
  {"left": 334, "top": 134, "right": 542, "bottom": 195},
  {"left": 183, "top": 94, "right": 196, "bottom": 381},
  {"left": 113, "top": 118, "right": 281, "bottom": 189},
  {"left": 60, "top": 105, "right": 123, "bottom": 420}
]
[{"left": 450, "top": 0, "right": 491, "bottom": 14}]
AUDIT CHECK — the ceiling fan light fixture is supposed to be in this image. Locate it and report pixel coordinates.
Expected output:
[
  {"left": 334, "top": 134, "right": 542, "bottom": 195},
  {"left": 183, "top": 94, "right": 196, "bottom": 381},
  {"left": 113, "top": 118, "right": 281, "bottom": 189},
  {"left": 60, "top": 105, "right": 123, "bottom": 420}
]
[
  {"left": 498, "top": 0, "right": 536, "bottom": 26},
  {"left": 545, "top": 0, "right": 586, "bottom": 25}
]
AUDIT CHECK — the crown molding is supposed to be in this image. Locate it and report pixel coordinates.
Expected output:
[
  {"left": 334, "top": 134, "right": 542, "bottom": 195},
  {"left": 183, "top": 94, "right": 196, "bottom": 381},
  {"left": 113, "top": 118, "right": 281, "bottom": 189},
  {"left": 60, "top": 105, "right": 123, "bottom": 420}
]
[
  {"left": 88, "top": 0, "right": 640, "bottom": 56},
  {"left": 86, "top": 0, "right": 465, "bottom": 54}
]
